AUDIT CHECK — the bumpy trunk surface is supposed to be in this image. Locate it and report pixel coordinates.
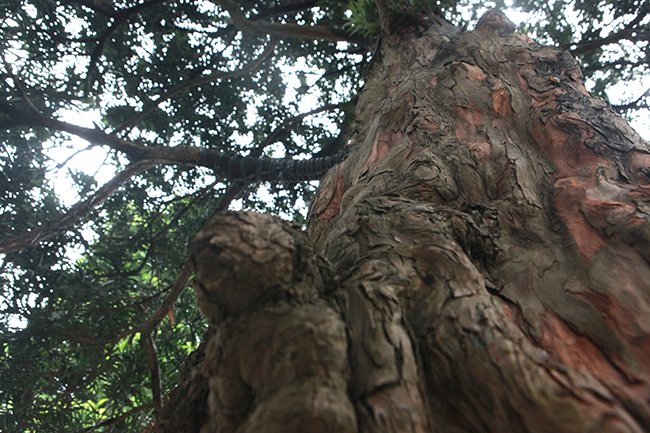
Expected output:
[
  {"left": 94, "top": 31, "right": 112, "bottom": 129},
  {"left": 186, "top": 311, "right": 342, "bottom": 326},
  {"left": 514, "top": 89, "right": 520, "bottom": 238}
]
[{"left": 157, "top": 9, "right": 650, "bottom": 433}]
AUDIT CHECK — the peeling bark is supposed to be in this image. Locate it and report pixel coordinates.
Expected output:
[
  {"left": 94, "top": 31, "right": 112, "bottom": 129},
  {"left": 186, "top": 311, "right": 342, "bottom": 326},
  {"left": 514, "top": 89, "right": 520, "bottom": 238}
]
[{"left": 159, "top": 8, "right": 650, "bottom": 433}]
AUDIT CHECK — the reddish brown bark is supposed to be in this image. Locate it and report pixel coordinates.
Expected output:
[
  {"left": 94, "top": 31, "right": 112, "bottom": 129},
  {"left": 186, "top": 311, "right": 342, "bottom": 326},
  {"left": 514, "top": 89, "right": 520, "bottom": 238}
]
[{"left": 158, "top": 8, "right": 650, "bottom": 433}]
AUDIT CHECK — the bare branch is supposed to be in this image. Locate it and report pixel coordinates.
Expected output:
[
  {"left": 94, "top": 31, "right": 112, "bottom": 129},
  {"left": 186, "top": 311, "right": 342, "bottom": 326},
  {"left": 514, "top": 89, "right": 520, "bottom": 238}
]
[
  {"left": 0, "top": 160, "right": 155, "bottom": 255},
  {"left": 210, "top": 0, "right": 355, "bottom": 41}
]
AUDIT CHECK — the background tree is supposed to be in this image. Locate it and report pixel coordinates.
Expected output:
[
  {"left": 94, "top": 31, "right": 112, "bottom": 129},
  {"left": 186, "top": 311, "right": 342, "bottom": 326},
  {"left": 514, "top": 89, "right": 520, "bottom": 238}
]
[{"left": 0, "top": 0, "right": 649, "bottom": 431}]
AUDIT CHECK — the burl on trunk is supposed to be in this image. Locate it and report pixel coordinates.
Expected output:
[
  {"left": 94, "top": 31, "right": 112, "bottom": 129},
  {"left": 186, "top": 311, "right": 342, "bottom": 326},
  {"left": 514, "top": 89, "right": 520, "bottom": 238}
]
[{"left": 158, "top": 9, "right": 650, "bottom": 433}]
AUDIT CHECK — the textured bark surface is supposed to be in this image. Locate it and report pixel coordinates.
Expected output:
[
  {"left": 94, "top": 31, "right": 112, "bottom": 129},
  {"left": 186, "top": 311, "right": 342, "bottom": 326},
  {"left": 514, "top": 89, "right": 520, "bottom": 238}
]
[{"left": 158, "top": 9, "right": 650, "bottom": 433}]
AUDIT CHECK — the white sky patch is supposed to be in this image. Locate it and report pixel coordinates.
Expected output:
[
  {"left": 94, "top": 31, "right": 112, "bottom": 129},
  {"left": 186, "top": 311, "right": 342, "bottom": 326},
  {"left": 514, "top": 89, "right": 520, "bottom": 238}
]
[
  {"left": 280, "top": 57, "right": 322, "bottom": 112},
  {"left": 45, "top": 110, "right": 118, "bottom": 208}
]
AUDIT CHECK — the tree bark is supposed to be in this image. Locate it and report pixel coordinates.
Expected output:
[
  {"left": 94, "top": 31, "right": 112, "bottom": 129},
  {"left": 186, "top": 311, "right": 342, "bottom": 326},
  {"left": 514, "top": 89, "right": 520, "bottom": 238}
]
[{"left": 157, "top": 9, "right": 650, "bottom": 433}]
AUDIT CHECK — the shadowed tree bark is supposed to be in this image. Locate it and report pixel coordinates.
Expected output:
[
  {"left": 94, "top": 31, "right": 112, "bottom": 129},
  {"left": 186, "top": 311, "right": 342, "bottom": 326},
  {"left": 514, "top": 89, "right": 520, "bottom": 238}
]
[{"left": 156, "top": 7, "right": 650, "bottom": 433}]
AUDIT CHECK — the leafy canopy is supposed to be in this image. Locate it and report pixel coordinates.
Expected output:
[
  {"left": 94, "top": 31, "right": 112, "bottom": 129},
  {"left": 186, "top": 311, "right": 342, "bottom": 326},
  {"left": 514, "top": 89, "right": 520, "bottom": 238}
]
[{"left": 0, "top": 0, "right": 648, "bottom": 430}]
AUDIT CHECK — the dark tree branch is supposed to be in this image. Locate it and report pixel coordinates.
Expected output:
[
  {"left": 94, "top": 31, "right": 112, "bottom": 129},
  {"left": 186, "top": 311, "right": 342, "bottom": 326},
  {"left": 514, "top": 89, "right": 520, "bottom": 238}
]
[
  {"left": 320, "top": 59, "right": 367, "bottom": 80},
  {"left": 154, "top": 0, "right": 326, "bottom": 41},
  {"left": 106, "top": 101, "right": 352, "bottom": 343},
  {"left": 0, "top": 369, "right": 93, "bottom": 376},
  {"left": 211, "top": 0, "right": 356, "bottom": 42},
  {"left": 256, "top": 101, "right": 354, "bottom": 151},
  {"left": 569, "top": 30, "right": 650, "bottom": 56},
  {"left": 567, "top": 5, "right": 650, "bottom": 55},
  {"left": 0, "top": 103, "right": 148, "bottom": 158},
  {"left": 3, "top": 71, "right": 42, "bottom": 116},
  {"left": 611, "top": 88, "right": 650, "bottom": 112},
  {"left": 114, "top": 40, "right": 278, "bottom": 133},
  {"left": 0, "top": 101, "right": 350, "bottom": 255},
  {"left": 1, "top": 100, "right": 350, "bottom": 177},
  {"left": 254, "top": 0, "right": 322, "bottom": 18},
  {"left": 61, "top": 0, "right": 116, "bottom": 17}
]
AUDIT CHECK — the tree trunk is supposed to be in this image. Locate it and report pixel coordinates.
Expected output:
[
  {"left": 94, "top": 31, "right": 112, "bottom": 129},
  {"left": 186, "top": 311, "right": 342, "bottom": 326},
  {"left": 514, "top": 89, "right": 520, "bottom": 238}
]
[{"left": 156, "top": 9, "right": 650, "bottom": 433}]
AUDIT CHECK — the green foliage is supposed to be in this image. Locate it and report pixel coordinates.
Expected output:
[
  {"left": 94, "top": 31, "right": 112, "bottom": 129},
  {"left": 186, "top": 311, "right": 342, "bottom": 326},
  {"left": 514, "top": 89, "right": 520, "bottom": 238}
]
[
  {"left": 1, "top": 186, "right": 213, "bottom": 430},
  {"left": 346, "top": 0, "right": 380, "bottom": 38}
]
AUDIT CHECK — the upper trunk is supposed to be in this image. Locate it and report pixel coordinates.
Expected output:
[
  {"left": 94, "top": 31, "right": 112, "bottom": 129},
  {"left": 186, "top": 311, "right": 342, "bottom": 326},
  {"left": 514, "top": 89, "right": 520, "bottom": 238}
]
[{"left": 158, "top": 9, "right": 650, "bottom": 433}]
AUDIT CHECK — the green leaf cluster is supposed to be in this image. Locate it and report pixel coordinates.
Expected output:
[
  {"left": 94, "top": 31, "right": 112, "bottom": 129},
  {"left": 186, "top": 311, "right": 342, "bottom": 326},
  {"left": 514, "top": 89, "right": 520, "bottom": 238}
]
[{"left": 346, "top": 0, "right": 380, "bottom": 38}]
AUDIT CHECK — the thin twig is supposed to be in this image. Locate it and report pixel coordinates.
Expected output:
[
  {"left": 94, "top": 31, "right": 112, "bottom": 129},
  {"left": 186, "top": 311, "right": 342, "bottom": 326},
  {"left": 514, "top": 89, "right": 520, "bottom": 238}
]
[{"left": 46, "top": 144, "right": 96, "bottom": 173}]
